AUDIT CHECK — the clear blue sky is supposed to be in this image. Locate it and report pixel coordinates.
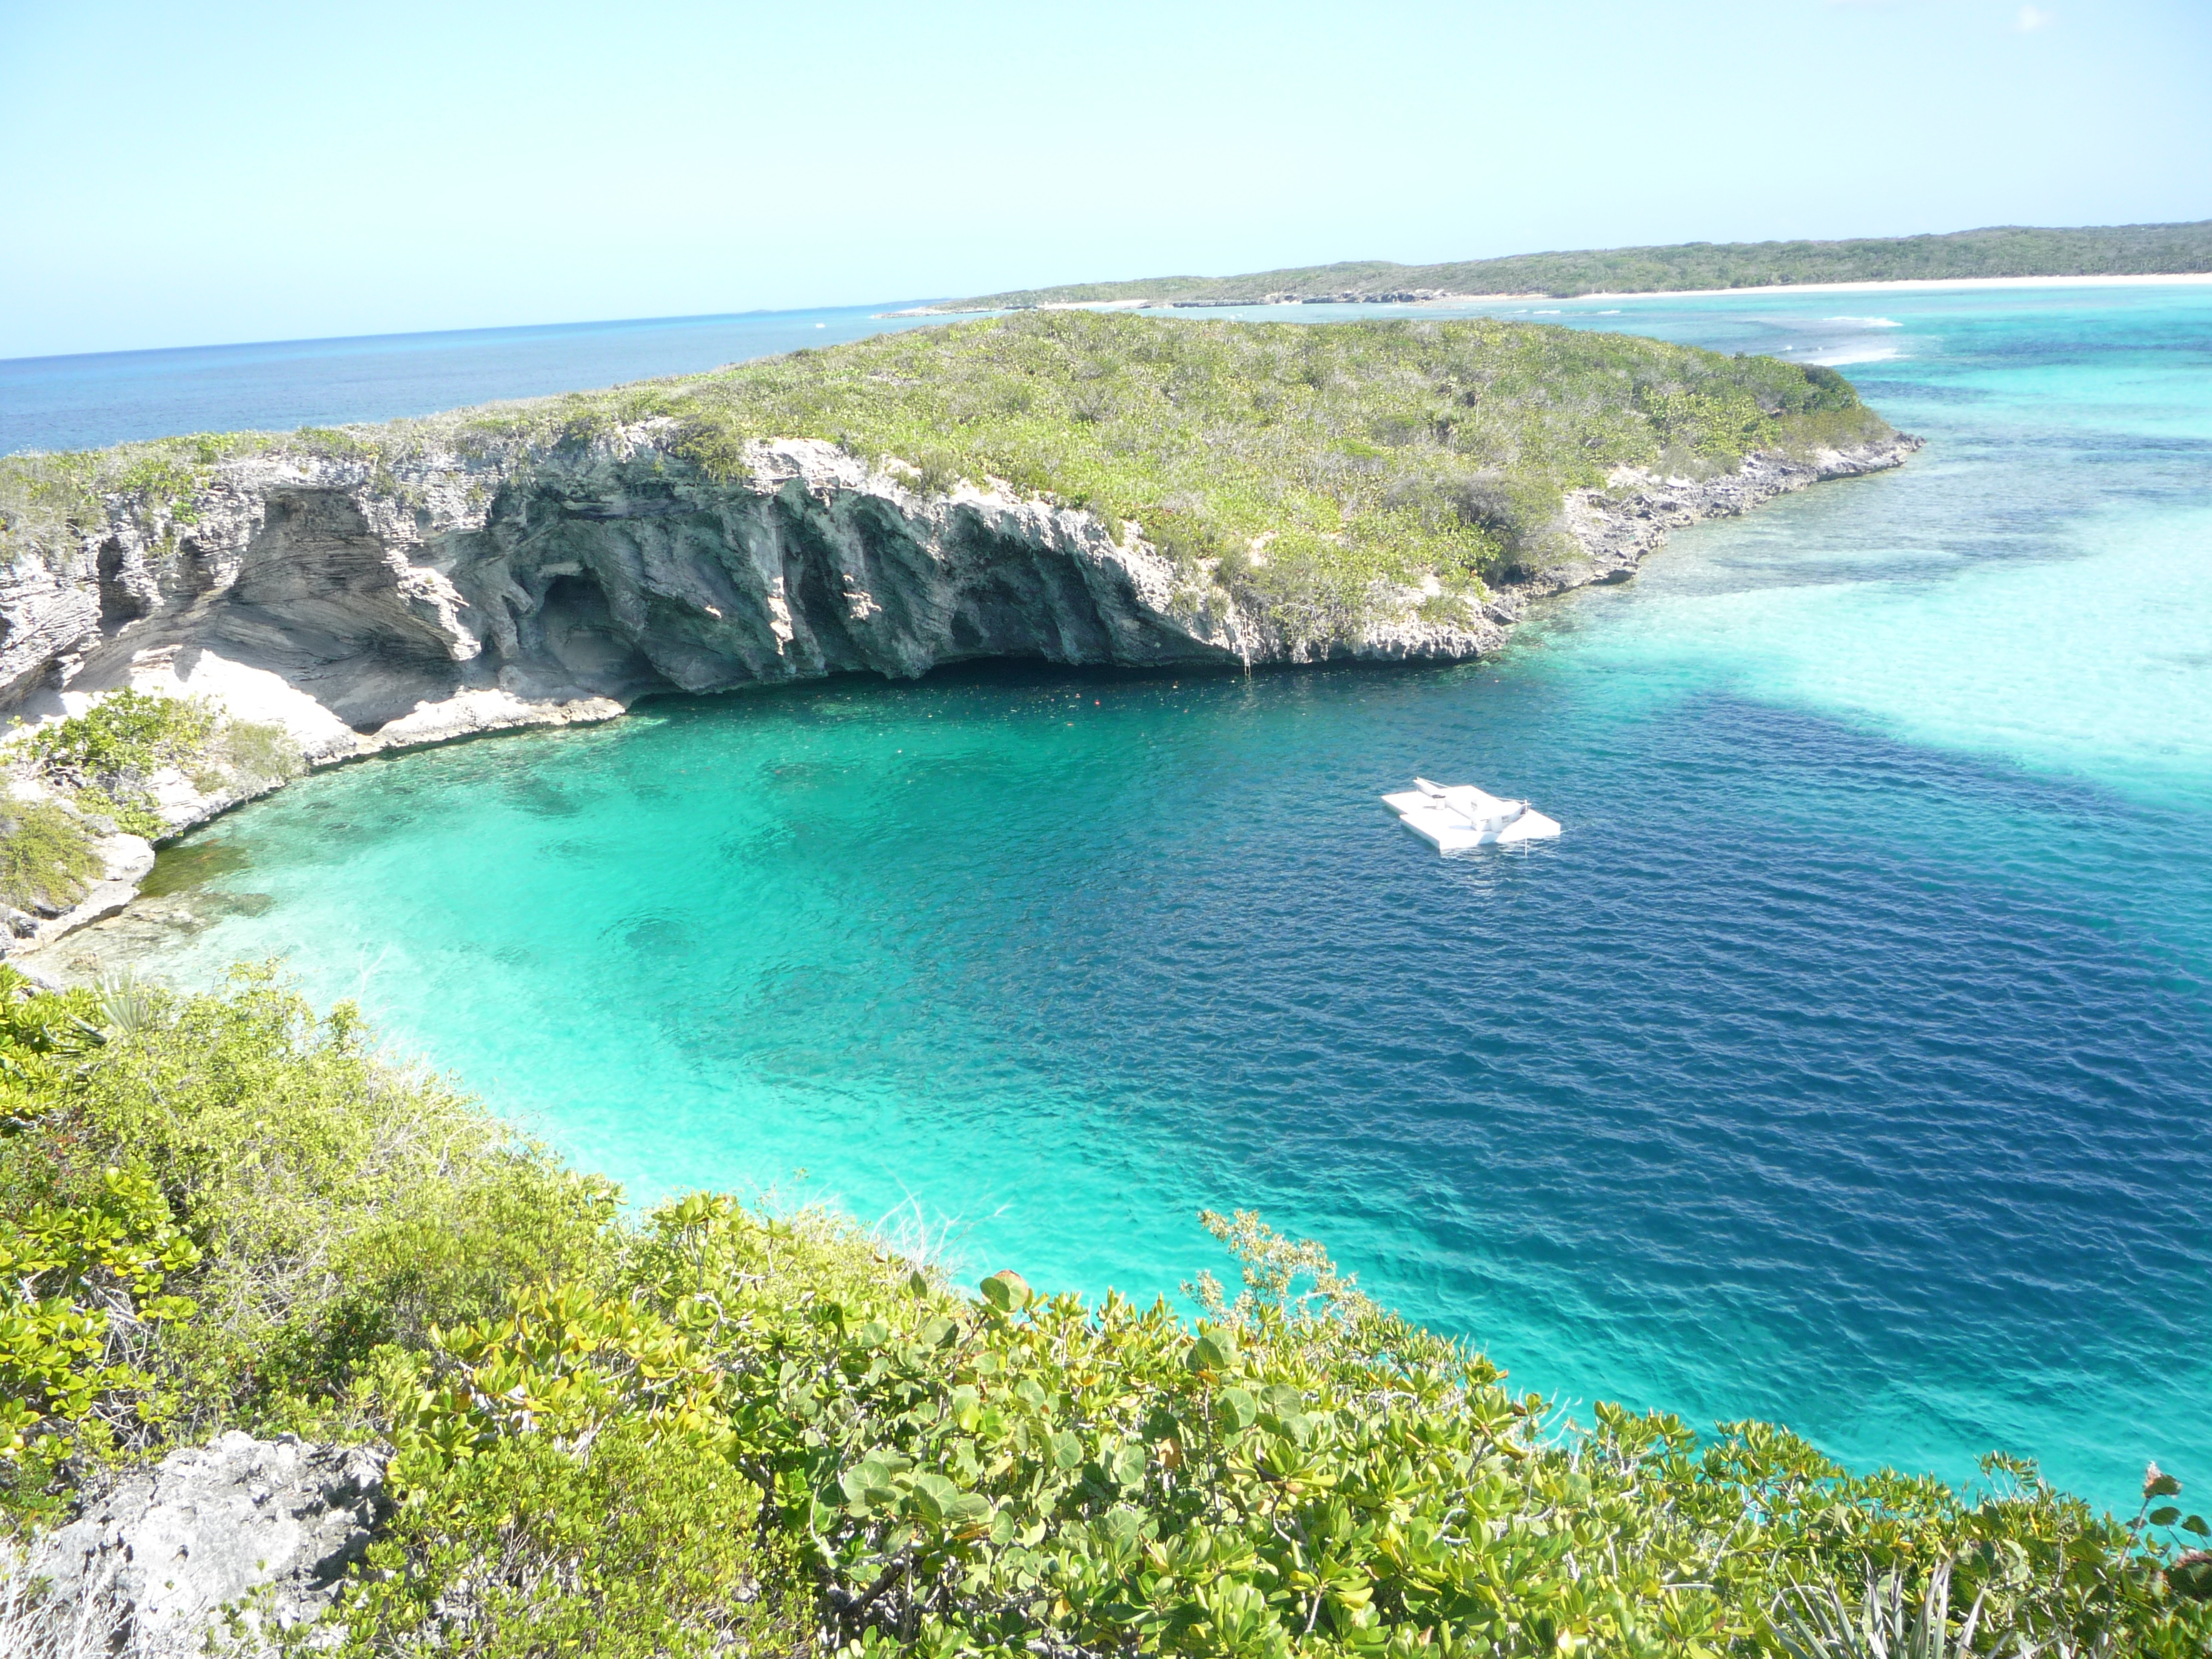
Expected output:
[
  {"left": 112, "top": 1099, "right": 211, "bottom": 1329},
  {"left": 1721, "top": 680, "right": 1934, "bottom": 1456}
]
[{"left": 2, "top": 0, "right": 2207, "bottom": 359}]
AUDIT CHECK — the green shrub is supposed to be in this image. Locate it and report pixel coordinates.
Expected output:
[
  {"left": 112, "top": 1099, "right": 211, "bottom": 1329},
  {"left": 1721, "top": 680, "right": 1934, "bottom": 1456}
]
[
  {"left": 328, "top": 1418, "right": 806, "bottom": 1658},
  {"left": 22, "top": 689, "right": 215, "bottom": 785},
  {"left": 5, "top": 976, "right": 2205, "bottom": 1657},
  {"left": 0, "top": 1167, "right": 199, "bottom": 1512},
  {"left": 0, "top": 966, "right": 618, "bottom": 1512},
  {"left": 7, "top": 691, "right": 304, "bottom": 836},
  {"left": 0, "top": 803, "right": 99, "bottom": 915},
  {"left": 206, "top": 719, "right": 304, "bottom": 787},
  {"left": 371, "top": 1197, "right": 2211, "bottom": 1658}
]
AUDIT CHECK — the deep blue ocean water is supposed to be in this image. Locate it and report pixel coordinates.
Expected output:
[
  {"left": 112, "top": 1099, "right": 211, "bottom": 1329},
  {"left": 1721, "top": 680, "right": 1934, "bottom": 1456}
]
[
  {"left": 0, "top": 304, "right": 950, "bottom": 456},
  {"left": 37, "top": 283, "right": 2212, "bottom": 1517}
]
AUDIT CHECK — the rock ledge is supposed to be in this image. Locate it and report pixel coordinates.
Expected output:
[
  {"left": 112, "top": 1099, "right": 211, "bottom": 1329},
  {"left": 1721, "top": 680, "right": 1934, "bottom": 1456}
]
[{"left": 22, "top": 1432, "right": 387, "bottom": 1657}]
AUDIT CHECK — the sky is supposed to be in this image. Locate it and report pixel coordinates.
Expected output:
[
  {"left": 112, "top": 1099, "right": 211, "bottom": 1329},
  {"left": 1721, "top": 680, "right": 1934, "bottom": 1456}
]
[{"left": 1, "top": 0, "right": 2207, "bottom": 360}]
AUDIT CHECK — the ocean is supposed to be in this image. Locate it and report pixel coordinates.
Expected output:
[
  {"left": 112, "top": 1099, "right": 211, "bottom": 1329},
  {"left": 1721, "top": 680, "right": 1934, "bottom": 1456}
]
[
  {"left": 21, "top": 282, "right": 2211, "bottom": 1517},
  {"left": 0, "top": 304, "right": 948, "bottom": 457}
]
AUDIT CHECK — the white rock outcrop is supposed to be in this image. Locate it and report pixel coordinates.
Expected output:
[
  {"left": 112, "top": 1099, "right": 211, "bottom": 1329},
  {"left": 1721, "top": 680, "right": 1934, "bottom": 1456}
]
[{"left": 21, "top": 1432, "right": 387, "bottom": 1657}]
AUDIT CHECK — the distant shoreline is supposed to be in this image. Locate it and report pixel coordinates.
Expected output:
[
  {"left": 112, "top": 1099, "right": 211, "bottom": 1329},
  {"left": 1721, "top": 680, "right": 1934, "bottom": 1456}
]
[
  {"left": 890, "top": 272, "right": 2212, "bottom": 319},
  {"left": 1546, "top": 272, "right": 2212, "bottom": 303}
]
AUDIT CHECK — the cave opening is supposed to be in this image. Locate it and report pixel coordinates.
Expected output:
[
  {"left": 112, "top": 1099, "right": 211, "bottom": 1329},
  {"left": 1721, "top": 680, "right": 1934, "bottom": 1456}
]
[{"left": 535, "top": 569, "right": 668, "bottom": 694}]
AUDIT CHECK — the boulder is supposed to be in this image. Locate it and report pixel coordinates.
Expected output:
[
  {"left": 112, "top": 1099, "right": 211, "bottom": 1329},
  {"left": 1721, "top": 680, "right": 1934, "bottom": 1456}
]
[{"left": 24, "top": 1432, "right": 387, "bottom": 1656}]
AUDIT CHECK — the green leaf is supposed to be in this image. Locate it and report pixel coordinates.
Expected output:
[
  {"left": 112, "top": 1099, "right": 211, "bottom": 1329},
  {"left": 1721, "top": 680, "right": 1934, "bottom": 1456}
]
[
  {"left": 2183, "top": 1514, "right": 2210, "bottom": 1538},
  {"left": 1098, "top": 1505, "right": 1146, "bottom": 1552},
  {"left": 1218, "top": 1387, "right": 1258, "bottom": 1430},
  {"left": 1052, "top": 1430, "right": 1084, "bottom": 1470},
  {"left": 979, "top": 1270, "right": 1031, "bottom": 1312},
  {"left": 2151, "top": 1506, "right": 2183, "bottom": 1527},
  {"left": 1189, "top": 1329, "right": 1238, "bottom": 1373},
  {"left": 951, "top": 1385, "right": 982, "bottom": 1432},
  {"left": 911, "top": 1472, "right": 959, "bottom": 1523},
  {"left": 1111, "top": 1442, "right": 1148, "bottom": 1488}
]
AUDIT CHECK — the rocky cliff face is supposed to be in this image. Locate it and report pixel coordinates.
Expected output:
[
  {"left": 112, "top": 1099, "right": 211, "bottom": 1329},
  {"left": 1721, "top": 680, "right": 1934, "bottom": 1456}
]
[
  {"left": 0, "top": 433, "right": 1339, "bottom": 760},
  {"left": 0, "top": 425, "right": 1920, "bottom": 771},
  {"left": 18, "top": 1432, "right": 387, "bottom": 1656}
]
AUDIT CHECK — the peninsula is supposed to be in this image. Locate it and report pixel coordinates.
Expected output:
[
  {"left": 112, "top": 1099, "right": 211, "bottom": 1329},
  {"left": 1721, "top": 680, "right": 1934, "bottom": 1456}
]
[
  {"left": 920, "top": 218, "right": 2212, "bottom": 311},
  {"left": 0, "top": 310, "right": 1912, "bottom": 941}
]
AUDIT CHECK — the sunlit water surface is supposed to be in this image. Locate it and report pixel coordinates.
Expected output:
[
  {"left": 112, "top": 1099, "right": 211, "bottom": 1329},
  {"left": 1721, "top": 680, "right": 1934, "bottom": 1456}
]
[
  {"left": 0, "top": 304, "right": 949, "bottom": 455},
  {"left": 93, "top": 285, "right": 2212, "bottom": 1515}
]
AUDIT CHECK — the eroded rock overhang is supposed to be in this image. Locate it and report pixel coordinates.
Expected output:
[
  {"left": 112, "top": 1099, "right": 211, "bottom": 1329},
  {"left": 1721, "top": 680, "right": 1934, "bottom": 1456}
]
[{"left": 0, "top": 426, "right": 1917, "bottom": 780}]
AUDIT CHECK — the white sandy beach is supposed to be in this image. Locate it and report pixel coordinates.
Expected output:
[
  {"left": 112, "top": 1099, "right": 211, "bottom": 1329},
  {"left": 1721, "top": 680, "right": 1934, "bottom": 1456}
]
[
  {"left": 890, "top": 272, "right": 2212, "bottom": 318},
  {"left": 1545, "top": 272, "right": 2212, "bottom": 303}
]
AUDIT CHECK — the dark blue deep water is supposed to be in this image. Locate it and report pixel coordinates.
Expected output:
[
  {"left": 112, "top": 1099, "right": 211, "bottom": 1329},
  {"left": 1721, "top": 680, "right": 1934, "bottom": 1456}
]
[
  {"left": 0, "top": 304, "right": 947, "bottom": 455},
  {"left": 63, "top": 283, "right": 2212, "bottom": 1517}
]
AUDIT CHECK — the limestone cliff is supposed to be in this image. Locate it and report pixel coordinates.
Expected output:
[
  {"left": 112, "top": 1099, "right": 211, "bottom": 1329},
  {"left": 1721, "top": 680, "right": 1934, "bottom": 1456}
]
[{"left": 0, "top": 424, "right": 1919, "bottom": 778}]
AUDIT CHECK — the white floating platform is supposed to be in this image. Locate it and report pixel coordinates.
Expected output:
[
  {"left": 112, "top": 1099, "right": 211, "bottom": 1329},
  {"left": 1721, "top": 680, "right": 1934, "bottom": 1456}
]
[{"left": 1382, "top": 777, "right": 1561, "bottom": 852}]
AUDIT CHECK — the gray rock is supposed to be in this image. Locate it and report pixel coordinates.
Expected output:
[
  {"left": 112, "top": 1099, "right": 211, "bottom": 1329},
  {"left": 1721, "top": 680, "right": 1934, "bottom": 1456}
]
[
  {"left": 25, "top": 1432, "right": 388, "bottom": 1657},
  {"left": 0, "top": 429, "right": 1922, "bottom": 756}
]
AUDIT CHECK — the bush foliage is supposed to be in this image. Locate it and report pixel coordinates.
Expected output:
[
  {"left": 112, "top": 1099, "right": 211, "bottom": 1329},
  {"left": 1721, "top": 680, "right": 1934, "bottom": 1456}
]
[
  {"left": 0, "top": 803, "right": 100, "bottom": 917},
  {"left": 1, "top": 973, "right": 2205, "bottom": 1655},
  {"left": 2, "top": 688, "right": 302, "bottom": 839},
  {"left": 19, "top": 689, "right": 216, "bottom": 784}
]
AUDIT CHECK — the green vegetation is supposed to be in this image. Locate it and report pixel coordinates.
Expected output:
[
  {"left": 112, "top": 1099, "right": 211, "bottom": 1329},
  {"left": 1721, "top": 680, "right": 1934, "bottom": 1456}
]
[
  {"left": 1, "top": 972, "right": 2207, "bottom": 1655},
  {"left": 0, "top": 429, "right": 265, "bottom": 577},
  {"left": 2, "top": 688, "right": 303, "bottom": 839},
  {"left": 937, "top": 220, "right": 2212, "bottom": 310},
  {"left": 0, "top": 803, "right": 99, "bottom": 917},
  {"left": 649, "top": 315, "right": 1885, "bottom": 618},
  {"left": 0, "top": 968, "right": 617, "bottom": 1508},
  {"left": 1, "top": 315, "right": 1891, "bottom": 645},
  {"left": 20, "top": 689, "right": 216, "bottom": 791}
]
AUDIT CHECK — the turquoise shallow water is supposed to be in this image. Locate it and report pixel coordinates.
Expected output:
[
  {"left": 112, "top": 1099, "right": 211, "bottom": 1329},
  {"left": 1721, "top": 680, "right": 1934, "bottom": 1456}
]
[{"left": 113, "top": 286, "right": 2212, "bottom": 1516}]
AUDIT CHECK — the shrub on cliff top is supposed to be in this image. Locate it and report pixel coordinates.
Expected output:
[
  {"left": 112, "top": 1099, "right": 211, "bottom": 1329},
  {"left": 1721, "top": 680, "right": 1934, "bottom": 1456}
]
[
  {"left": 637, "top": 312, "right": 1887, "bottom": 605},
  {"left": 18, "top": 689, "right": 215, "bottom": 785},
  {"left": 330, "top": 1418, "right": 808, "bottom": 1659},
  {"left": 5, "top": 689, "right": 303, "bottom": 837},
  {"left": 0, "top": 802, "right": 99, "bottom": 916},
  {"left": 349, "top": 1198, "right": 2207, "bottom": 1658},
  {"left": 0, "top": 966, "right": 616, "bottom": 1507},
  {"left": 7, "top": 974, "right": 2204, "bottom": 1656}
]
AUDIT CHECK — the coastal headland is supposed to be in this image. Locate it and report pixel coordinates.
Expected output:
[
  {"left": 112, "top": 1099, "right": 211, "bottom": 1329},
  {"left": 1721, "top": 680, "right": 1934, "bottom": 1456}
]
[
  {"left": 910, "top": 272, "right": 2212, "bottom": 320},
  {"left": 0, "top": 310, "right": 1913, "bottom": 953}
]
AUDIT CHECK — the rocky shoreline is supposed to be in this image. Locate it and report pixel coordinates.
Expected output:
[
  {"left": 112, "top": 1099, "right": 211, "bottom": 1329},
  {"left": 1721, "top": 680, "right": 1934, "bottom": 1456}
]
[{"left": 0, "top": 427, "right": 1919, "bottom": 974}]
